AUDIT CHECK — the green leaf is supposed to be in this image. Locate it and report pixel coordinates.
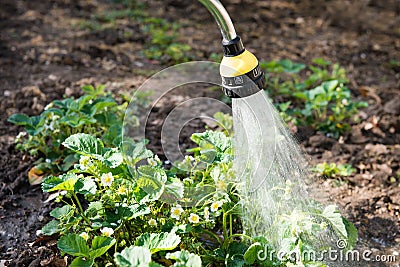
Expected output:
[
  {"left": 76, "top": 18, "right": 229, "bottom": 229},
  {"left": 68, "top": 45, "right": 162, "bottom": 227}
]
[
  {"left": 122, "top": 140, "right": 153, "bottom": 165},
  {"left": 63, "top": 134, "right": 104, "bottom": 156},
  {"left": 42, "top": 173, "right": 79, "bottom": 192},
  {"left": 322, "top": 80, "right": 339, "bottom": 92},
  {"left": 62, "top": 154, "right": 78, "bottom": 172},
  {"left": 70, "top": 257, "right": 94, "bottom": 267},
  {"left": 166, "top": 250, "right": 202, "bottom": 267},
  {"left": 90, "top": 100, "right": 117, "bottom": 115},
  {"left": 136, "top": 166, "right": 167, "bottom": 203},
  {"left": 41, "top": 219, "right": 60, "bottom": 236},
  {"left": 312, "top": 58, "right": 331, "bottom": 66},
  {"left": 135, "top": 232, "right": 181, "bottom": 254},
  {"left": 321, "top": 205, "right": 347, "bottom": 238},
  {"left": 243, "top": 242, "right": 263, "bottom": 264},
  {"left": 8, "top": 113, "right": 31, "bottom": 126},
  {"left": 191, "top": 131, "right": 231, "bottom": 153},
  {"left": 58, "top": 234, "right": 90, "bottom": 257},
  {"left": 102, "top": 123, "right": 122, "bottom": 146},
  {"left": 75, "top": 178, "right": 97, "bottom": 195},
  {"left": 89, "top": 236, "right": 116, "bottom": 258},
  {"left": 85, "top": 201, "right": 103, "bottom": 218},
  {"left": 119, "top": 204, "right": 150, "bottom": 220},
  {"left": 224, "top": 241, "right": 248, "bottom": 267},
  {"left": 81, "top": 85, "right": 96, "bottom": 94},
  {"left": 162, "top": 177, "right": 184, "bottom": 202},
  {"left": 114, "top": 246, "right": 153, "bottom": 267},
  {"left": 50, "top": 205, "right": 72, "bottom": 219},
  {"left": 278, "top": 59, "right": 306, "bottom": 73},
  {"left": 103, "top": 151, "right": 124, "bottom": 168},
  {"left": 343, "top": 217, "right": 358, "bottom": 249}
]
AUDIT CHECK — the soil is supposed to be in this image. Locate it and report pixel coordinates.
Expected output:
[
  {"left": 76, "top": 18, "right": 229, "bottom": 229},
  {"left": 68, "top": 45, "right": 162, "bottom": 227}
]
[{"left": 1, "top": 0, "right": 399, "bottom": 266}]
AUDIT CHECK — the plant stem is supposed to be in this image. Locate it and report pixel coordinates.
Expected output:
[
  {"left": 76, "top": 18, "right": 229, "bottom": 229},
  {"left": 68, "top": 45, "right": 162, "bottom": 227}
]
[
  {"left": 222, "top": 212, "right": 228, "bottom": 241},
  {"left": 72, "top": 192, "right": 91, "bottom": 225},
  {"left": 202, "top": 229, "right": 222, "bottom": 245},
  {"left": 229, "top": 214, "right": 233, "bottom": 238},
  {"left": 229, "top": 233, "right": 255, "bottom": 242}
]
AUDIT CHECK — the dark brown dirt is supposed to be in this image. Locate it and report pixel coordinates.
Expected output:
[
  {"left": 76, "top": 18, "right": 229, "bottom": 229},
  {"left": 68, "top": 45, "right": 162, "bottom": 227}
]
[{"left": 1, "top": 0, "right": 399, "bottom": 266}]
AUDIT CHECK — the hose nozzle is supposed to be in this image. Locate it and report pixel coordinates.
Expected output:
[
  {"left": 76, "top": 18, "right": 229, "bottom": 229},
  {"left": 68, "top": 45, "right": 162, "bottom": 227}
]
[
  {"left": 220, "top": 36, "right": 265, "bottom": 98},
  {"left": 198, "top": 0, "right": 265, "bottom": 98}
]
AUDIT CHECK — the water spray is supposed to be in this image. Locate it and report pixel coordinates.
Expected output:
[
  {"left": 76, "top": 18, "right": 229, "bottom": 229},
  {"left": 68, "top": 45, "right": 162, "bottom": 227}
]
[{"left": 197, "top": 2, "right": 356, "bottom": 266}]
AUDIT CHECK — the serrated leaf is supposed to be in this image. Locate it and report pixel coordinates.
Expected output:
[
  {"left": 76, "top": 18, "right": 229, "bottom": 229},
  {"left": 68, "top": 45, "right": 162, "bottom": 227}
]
[
  {"left": 191, "top": 131, "right": 231, "bottom": 153},
  {"left": 243, "top": 242, "right": 263, "bottom": 264},
  {"left": 49, "top": 175, "right": 77, "bottom": 192},
  {"left": 89, "top": 236, "right": 116, "bottom": 258},
  {"left": 114, "top": 246, "right": 152, "bottom": 267},
  {"left": 85, "top": 201, "right": 103, "bottom": 218},
  {"left": 70, "top": 257, "right": 94, "bottom": 267},
  {"left": 136, "top": 166, "right": 166, "bottom": 203},
  {"left": 166, "top": 250, "right": 202, "bottom": 267},
  {"left": 135, "top": 232, "right": 181, "bottom": 254},
  {"left": 343, "top": 217, "right": 358, "bottom": 249},
  {"left": 8, "top": 113, "right": 32, "bottom": 126},
  {"left": 41, "top": 219, "right": 60, "bottom": 236},
  {"left": 62, "top": 154, "right": 78, "bottom": 172},
  {"left": 103, "top": 151, "right": 123, "bottom": 168},
  {"left": 75, "top": 178, "right": 97, "bottom": 195},
  {"left": 161, "top": 177, "right": 184, "bottom": 203},
  {"left": 122, "top": 140, "right": 153, "bottom": 165},
  {"left": 90, "top": 100, "right": 117, "bottom": 116},
  {"left": 50, "top": 205, "right": 72, "bottom": 219},
  {"left": 42, "top": 173, "right": 78, "bottom": 192},
  {"left": 321, "top": 205, "right": 347, "bottom": 238},
  {"left": 119, "top": 204, "right": 150, "bottom": 220},
  {"left": 278, "top": 59, "right": 305, "bottom": 73},
  {"left": 63, "top": 133, "right": 104, "bottom": 156},
  {"left": 58, "top": 234, "right": 90, "bottom": 257},
  {"left": 225, "top": 241, "right": 247, "bottom": 267}
]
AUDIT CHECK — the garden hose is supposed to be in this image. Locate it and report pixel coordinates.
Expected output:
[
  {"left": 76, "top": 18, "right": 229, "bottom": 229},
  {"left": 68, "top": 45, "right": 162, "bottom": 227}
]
[{"left": 198, "top": 0, "right": 265, "bottom": 98}]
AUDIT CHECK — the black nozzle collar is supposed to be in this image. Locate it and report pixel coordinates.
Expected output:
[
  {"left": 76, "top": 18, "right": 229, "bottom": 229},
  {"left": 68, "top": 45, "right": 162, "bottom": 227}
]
[
  {"left": 221, "top": 64, "right": 266, "bottom": 98},
  {"left": 222, "top": 36, "right": 245, "bottom": 56}
]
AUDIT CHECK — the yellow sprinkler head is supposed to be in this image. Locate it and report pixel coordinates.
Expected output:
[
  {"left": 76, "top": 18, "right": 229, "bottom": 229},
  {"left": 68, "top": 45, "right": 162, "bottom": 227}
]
[{"left": 219, "top": 36, "right": 265, "bottom": 98}]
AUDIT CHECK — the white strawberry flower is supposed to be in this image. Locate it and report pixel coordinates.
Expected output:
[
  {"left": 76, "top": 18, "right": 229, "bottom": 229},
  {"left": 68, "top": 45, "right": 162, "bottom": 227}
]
[
  {"left": 148, "top": 218, "right": 157, "bottom": 226},
  {"left": 79, "top": 155, "right": 91, "bottom": 166},
  {"left": 170, "top": 204, "right": 184, "bottom": 220},
  {"left": 79, "top": 232, "right": 89, "bottom": 241},
  {"left": 101, "top": 172, "right": 114, "bottom": 187},
  {"left": 188, "top": 213, "right": 200, "bottom": 224},
  {"left": 100, "top": 227, "right": 114, "bottom": 237},
  {"left": 210, "top": 200, "right": 222, "bottom": 212}
]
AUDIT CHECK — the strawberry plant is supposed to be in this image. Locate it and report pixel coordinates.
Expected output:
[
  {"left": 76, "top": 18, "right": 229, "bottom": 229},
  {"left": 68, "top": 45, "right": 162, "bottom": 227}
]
[
  {"left": 9, "top": 84, "right": 358, "bottom": 266},
  {"left": 293, "top": 80, "right": 368, "bottom": 138},
  {"left": 39, "top": 129, "right": 357, "bottom": 266},
  {"left": 311, "top": 162, "right": 355, "bottom": 178},
  {"left": 260, "top": 58, "right": 368, "bottom": 138},
  {"left": 8, "top": 85, "right": 130, "bottom": 176}
]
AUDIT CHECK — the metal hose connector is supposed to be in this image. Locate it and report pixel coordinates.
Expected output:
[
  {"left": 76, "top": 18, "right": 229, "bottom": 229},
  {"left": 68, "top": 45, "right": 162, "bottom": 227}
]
[{"left": 198, "top": 0, "right": 237, "bottom": 42}]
